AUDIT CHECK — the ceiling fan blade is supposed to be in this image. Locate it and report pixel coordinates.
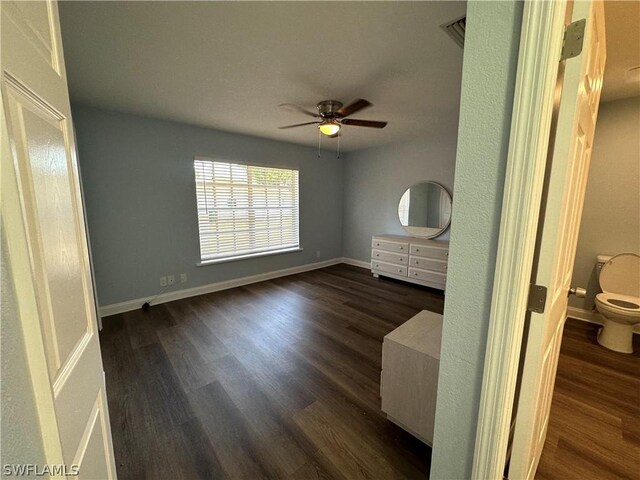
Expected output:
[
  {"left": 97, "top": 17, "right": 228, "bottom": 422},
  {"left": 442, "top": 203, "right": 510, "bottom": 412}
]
[
  {"left": 336, "top": 99, "right": 372, "bottom": 118},
  {"left": 278, "top": 121, "right": 320, "bottom": 129},
  {"left": 341, "top": 119, "right": 387, "bottom": 128},
  {"left": 278, "top": 103, "right": 319, "bottom": 118}
]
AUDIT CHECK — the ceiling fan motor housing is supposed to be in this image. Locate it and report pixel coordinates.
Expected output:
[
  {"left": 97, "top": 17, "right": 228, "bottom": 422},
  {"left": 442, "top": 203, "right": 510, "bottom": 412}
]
[{"left": 317, "top": 100, "right": 343, "bottom": 118}]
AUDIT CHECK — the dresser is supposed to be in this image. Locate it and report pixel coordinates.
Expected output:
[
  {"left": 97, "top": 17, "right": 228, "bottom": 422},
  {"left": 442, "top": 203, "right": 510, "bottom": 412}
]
[
  {"left": 371, "top": 234, "right": 449, "bottom": 290},
  {"left": 381, "top": 310, "right": 442, "bottom": 445}
]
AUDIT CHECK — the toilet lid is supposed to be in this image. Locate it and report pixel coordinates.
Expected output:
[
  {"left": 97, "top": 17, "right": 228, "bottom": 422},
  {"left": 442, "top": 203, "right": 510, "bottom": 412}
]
[{"left": 599, "top": 253, "right": 640, "bottom": 297}]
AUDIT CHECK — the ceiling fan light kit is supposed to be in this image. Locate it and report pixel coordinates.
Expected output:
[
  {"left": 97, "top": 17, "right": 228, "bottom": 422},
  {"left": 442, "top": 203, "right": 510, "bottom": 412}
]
[{"left": 319, "top": 121, "right": 340, "bottom": 136}]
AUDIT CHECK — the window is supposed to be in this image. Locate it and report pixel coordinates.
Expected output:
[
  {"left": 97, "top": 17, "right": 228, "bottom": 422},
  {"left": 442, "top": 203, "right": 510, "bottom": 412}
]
[{"left": 194, "top": 159, "right": 300, "bottom": 263}]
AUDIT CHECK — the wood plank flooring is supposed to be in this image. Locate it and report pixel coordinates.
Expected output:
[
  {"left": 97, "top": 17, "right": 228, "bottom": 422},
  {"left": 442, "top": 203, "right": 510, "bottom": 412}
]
[
  {"left": 536, "top": 319, "right": 640, "bottom": 480},
  {"left": 100, "top": 264, "right": 444, "bottom": 479}
]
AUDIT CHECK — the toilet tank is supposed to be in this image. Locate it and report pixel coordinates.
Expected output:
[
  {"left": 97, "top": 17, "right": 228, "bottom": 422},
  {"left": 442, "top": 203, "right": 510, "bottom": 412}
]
[{"left": 596, "top": 254, "right": 613, "bottom": 276}]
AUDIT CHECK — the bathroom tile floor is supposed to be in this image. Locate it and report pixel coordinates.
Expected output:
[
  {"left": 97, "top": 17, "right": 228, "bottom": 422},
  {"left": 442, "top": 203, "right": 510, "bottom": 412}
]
[{"left": 536, "top": 318, "right": 640, "bottom": 480}]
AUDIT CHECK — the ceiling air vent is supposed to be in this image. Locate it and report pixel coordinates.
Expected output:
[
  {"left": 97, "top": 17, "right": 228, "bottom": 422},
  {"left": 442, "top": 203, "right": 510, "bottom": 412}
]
[{"left": 441, "top": 15, "right": 466, "bottom": 48}]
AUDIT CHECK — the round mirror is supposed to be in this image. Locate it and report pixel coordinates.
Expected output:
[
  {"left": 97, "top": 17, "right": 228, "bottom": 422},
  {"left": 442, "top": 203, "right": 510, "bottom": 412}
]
[{"left": 397, "top": 182, "right": 452, "bottom": 238}]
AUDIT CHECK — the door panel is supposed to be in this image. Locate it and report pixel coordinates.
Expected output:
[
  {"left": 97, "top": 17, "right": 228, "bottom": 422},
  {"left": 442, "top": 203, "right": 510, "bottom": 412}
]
[
  {"left": 3, "top": 0, "right": 59, "bottom": 72},
  {"left": 508, "top": 2, "right": 606, "bottom": 479},
  {"left": 17, "top": 97, "right": 90, "bottom": 370},
  {"left": 1, "top": 0, "right": 116, "bottom": 477},
  {"left": 53, "top": 337, "right": 103, "bottom": 465},
  {"left": 72, "top": 393, "right": 111, "bottom": 480}
]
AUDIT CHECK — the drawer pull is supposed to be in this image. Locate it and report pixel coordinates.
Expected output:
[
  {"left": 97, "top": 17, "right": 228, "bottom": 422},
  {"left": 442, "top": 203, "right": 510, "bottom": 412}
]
[
  {"left": 376, "top": 253, "right": 380, "bottom": 257},
  {"left": 376, "top": 243, "right": 380, "bottom": 246},
  {"left": 398, "top": 268, "right": 403, "bottom": 273},
  {"left": 414, "top": 272, "right": 418, "bottom": 276},
  {"left": 415, "top": 248, "right": 420, "bottom": 252},
  {"left": 400, "top": 246, "right": 404, "bottom": 250},
  {"left": 375, "top": 264, "right": 379, "bottom": 268}
]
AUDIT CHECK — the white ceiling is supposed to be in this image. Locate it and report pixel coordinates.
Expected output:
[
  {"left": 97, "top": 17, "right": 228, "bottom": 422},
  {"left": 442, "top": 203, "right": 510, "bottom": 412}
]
[
  {"left": 601, "top": 1, "right": 640, "bottom": 102},
  {"left": 58, "top": 1, "right": 466, "bottom": 152},
  {"left": 59, "top": 1, "right": 638, "bottom": 152}
]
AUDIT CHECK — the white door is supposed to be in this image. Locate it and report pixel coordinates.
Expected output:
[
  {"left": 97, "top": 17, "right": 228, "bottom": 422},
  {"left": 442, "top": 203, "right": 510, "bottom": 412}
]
[
  {"left": 1, "top": 1, "right": 116, "bottom": 478},
  {"left": 508, "top": 1, "right": 606, "bottom": 479}
]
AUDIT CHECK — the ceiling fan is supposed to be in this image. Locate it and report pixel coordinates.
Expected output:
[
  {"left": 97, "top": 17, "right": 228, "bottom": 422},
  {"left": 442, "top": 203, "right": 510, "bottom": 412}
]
[{"left": 278, "top": 99, "right": 387, "bottom": 137}]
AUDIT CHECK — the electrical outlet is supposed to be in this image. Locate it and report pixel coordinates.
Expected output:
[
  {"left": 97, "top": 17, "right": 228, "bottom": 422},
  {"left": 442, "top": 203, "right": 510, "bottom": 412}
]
[
  {"left": 167, "top": 275, "right": 175, "bottom": 286},
  {"left": 180, "top": 273, "right": 187, "bottom": 283},
  {"left": 160, "top": 276, "right": 167, "bottom": 287},
  {"left": 316, "top": 250, "right": 321, "bottom": 258}
]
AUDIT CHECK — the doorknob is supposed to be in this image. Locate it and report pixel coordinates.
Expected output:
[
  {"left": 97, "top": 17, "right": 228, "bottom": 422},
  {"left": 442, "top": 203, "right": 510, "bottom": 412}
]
[{"left": 568, "top": 286, "right": 586, "bottom": 298}]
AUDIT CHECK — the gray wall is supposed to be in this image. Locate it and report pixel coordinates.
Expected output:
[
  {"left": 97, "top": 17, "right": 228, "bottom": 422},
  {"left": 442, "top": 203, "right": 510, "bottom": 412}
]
[
  {"left": 72, "top": 106, "right": 344, "bottom": 307},
  {"left": 1, "top": 231, "right": 47, "bottom": 472},
  {"left": 342, "top": 137, "right": 459, "bottom": 262},
  {"left": 569, "top": 97, "right": 640, "bottom": 311},
  {"left": 430, "top": 2, "right": 523, "bottom": 479}
]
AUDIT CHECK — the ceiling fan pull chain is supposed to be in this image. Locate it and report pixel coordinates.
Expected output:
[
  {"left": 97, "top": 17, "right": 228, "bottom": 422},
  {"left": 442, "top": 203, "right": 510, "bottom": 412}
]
[
  {"left": 317, "top": 127, "right": 321, "bottom": 158},
  {"left": 337, "top": 133, "right": 340, "bottom": 159}
]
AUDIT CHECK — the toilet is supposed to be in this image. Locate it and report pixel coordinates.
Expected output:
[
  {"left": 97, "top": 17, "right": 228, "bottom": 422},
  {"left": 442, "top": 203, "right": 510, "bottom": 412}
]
[{"left": 594, "top": 253, "right": 640, "bottom": 353}]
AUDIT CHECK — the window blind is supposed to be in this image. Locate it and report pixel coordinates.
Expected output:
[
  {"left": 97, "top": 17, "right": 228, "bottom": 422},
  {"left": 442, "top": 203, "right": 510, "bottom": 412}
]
[{"left": 194, "top": 159, "right": 300, "bottom": 262}]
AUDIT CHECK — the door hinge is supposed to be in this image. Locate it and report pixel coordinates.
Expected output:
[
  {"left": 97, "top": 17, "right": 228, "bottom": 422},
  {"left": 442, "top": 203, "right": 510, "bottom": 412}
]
[
  {"left": 527, "top": 284, "right": 548, "bottom": 314},
  {"left": 561, "top": 19, "right": 586, "bottom": 61}
]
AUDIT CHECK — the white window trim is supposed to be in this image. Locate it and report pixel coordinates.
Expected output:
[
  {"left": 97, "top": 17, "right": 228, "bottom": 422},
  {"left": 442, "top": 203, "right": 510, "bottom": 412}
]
[{"left": 196, "top": 246, "right": 303, "bottom": 266}]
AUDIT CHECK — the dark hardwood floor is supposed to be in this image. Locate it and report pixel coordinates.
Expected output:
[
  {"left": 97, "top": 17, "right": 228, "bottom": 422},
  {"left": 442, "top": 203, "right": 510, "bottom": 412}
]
[
  {"left": 100, "top": 264, "right": 445, "bottom": 479},
  {"left": 536, "top": 319, "right": 640, "bottom": 480}
]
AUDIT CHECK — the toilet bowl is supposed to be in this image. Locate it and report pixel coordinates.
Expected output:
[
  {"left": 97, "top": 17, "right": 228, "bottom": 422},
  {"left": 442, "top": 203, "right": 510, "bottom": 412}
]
[{"left": 594, "top": 253, "right": 640, "bottom": 353}]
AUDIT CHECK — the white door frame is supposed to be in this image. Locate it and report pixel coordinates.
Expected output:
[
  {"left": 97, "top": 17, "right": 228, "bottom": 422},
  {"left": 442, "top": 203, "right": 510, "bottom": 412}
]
[{"left": 471, "top": 1, "right": 568, "bottom": 478}]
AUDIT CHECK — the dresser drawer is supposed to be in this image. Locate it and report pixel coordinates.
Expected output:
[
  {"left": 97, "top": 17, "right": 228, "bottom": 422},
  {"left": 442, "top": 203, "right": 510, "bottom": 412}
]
[
  {"left": 408, "top": 267, "right": 446, "bottom": 287},
  {"left": 372, "top": 238, "right": 409, "bottom": 254},
  {"left": 409, "top": 244, "right": 449, "bottom": 260},
  {"left": 372, "top": 249, "right": 408, "bottom": 265},
  {"left": 409, "top": 256, "right": 447, "bottom": 273},
  {"left": 372, "top": 260, "right": 408, "bottom": 277}
]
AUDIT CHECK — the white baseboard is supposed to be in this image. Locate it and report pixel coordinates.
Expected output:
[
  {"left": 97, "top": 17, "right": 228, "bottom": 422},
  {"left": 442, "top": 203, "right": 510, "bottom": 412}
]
[
  {"left": 566, "top": 306, "right": 601, "bottom": 324},
  {"left": 99, "top": 257, "right": 344, "bottom": 317},
  {"left": 341, "top": 257, "right": 371, "bottom": 269},
  {"left": 567, "top": 306, "right": 640, "bottom": 334}
]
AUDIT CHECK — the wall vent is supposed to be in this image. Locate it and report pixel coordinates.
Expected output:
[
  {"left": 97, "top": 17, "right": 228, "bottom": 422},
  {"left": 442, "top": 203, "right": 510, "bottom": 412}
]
[{"left": 441, "top": 15, "right": 466, "bottom": 48}]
